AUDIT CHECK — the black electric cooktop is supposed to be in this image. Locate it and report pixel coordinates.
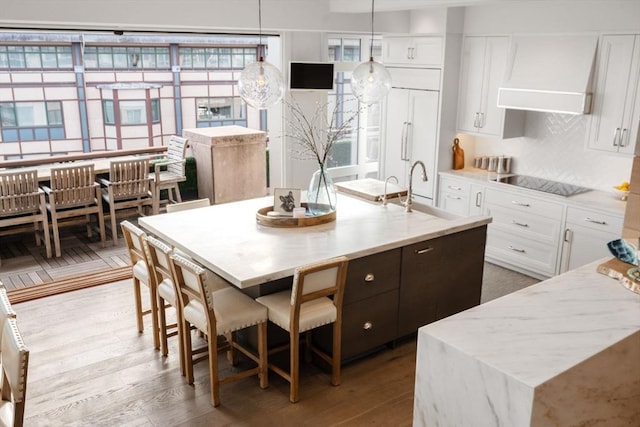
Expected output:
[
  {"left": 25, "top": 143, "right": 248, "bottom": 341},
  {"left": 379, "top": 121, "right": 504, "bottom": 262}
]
[{"left": 493, "top": 175, "right": 592, "bottom": 197}]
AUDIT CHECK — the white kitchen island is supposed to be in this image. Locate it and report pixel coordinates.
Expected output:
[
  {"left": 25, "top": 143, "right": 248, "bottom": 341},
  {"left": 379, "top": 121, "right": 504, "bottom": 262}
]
[
  {"left": 413, "top": 259, "right": 640, "bottom": 426},
  {"left": 139, "top": 193, "right": 492, "bottom": 360}
]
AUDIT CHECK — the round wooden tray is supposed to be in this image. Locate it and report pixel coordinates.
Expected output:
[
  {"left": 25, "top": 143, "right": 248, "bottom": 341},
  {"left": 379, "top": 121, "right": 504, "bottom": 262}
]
[{"left": 256, "top": 204, "right": 336, "bottom": 228}]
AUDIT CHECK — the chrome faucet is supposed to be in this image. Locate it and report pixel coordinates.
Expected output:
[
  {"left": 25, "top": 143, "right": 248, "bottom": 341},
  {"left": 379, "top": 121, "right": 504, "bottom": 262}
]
[
  {"left": 405, "top": 160, "right": 428, "bottom": 212},
  {"left": 381, "top": 175, "right": 399, "bottom": 206}
]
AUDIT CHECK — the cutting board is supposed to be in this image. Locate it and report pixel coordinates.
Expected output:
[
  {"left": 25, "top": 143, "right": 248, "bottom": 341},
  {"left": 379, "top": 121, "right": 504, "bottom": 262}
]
[
  {"left": 335, "top": 178, "right": 408, "bottom": 202},
  {"left": 596, "top": 258, "right": 640, "bottom": 295}
]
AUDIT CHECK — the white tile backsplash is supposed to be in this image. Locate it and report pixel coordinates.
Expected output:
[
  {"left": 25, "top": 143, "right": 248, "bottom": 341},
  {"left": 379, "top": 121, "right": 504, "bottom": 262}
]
[{"left": 463, "top": 111, "right": 634, "bottom": 192}]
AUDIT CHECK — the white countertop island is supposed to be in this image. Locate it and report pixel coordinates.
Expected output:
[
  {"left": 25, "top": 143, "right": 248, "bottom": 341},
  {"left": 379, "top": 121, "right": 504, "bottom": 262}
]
[
  {"left": 414, "top": 259, "right": 640, "bottom": 426},
  {"left": 138, "top": 193, "right": 490, "bottom": 289}
]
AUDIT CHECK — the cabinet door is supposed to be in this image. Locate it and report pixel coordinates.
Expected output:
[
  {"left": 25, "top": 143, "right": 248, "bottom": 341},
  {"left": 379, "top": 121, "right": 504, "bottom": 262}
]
[
  {"left": 411, "top": 37, "right": 444, "bottom": 67},
  {"left": 382, "top": 38, "right": 412, "bottom": 65},
  {"left": 560, "top": 207, "right": 624, "bottom": 272},
  {"left": 479, "top": 36, "right": 509, "bottom": 136},
  {"left": 383, "top": 88, "right": 410, "bottom": 186},
  {"left": 458, "top": 36, "right": 486, "bottom": 133},
  {"left": 469, "top": 183, "right": 485, "bottom": 215},
  {"left": 561, "top": 225, "right": 620, "bottom": 272},
  {"left": 409, "top": 90, "right": 439, "bottom": 200},
  {"left": 588, "top": 35, "right": 640, "bottom": 154},
  {"left": 398, "top": 239, "right": 441, "bottom": 337}
]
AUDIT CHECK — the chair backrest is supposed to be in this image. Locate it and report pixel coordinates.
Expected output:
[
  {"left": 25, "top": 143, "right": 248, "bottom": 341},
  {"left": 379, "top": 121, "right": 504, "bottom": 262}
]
[
  {"left": 290, "top": 256, "right": 349, "bottom": 318},
  {"left": 0, "top": 318, "right": 29, "bottom": 427},
  {"left": 165, "top": 136, "right": 188, "bottom": 177},
  {"left": 171, "top": 253, "right": 215, "bottom": 330},
  {"left": 108, "top": 159, "right": 152, "bottom": 200},
  {"left": 165, "top": 198, "right": 210, "bottom": 213},
  {"left": 0, "top": 288, "right": 17, "bottom": 360},
  {"left": 0, "top": 170, "right": 41, "bottom": 218},
  {"left": 120, "top": 220, "right": 149, "bottom": 267},
  {"left": 49, "top": 164, "right": 97, "bottom": 209},
  {"left": 146, "top": 236, "right": 175, "bottom": 290}
]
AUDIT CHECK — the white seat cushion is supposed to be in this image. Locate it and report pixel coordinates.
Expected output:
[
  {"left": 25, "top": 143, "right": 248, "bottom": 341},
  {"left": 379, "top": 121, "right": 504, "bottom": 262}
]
[
  {"left": 132, "top": 260, "right": 149, "bottom": 284},
  {"left": 182, "top": 287, "right": 267, "bottom": 336},
  {"left": 157, "top": 278, "right": 176, "bottom": 305},
  {"left": 256, "top": 291, "right": 337, "bottom": 333}
]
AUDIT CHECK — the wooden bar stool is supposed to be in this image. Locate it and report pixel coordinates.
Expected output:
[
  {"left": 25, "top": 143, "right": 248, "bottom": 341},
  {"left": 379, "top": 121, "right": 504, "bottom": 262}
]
[{"left": 256, "top": 256, "right": 349, "bottom": 403}]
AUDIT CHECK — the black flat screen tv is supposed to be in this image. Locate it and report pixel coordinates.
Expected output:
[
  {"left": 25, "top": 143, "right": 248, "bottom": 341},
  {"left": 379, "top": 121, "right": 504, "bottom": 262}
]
[{"left": 289, "top": 62, "right": 335, "bottom": 91}]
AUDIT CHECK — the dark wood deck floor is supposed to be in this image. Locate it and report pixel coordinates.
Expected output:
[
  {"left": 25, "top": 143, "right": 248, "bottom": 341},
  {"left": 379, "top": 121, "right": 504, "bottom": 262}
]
[{"left": 1, "top": 217, "right": 135, "bottom": 302}]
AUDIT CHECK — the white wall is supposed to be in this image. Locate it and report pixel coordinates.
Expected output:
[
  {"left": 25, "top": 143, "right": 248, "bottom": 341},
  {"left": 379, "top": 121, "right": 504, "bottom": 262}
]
[
  {"left": 0, "top": 0, "right": 409, "bottom": 34},
  {"left": 456, "top": 0, "right": 640, "bottom": 192}
]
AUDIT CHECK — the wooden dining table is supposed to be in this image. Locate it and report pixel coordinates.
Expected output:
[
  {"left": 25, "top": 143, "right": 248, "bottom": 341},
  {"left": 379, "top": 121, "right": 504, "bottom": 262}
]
[
  {"left": 0, "top": 155, "right": 151, "bottom": 182},
  {"left": 0, "top": 146, "right": 167, "bottom": 181}
]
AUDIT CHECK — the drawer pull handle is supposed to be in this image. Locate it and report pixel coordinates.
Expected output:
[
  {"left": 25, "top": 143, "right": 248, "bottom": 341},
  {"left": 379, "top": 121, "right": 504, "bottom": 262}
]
[
  {"left": 585, "top": 217, "right": 607, "bottom": 225},
  {"left": 511, "top": 220, "right": 529, "bottom": 228},
  {"left": 475, "top": 192, "right": 482, "bottom": 207},
  {"left": 508, "top": 245, "right": 526, "bottom": 253},
  {"left": 446, "top": 195, "right": 462, "bottom": 200},
  {"left": 363, "top": 321, "right": 374, "bottom": 331},
  {"left": 448, "top": 185, "right": 463, "bottom": 191},
  {"left": 511, "top": 201, "right": 531, "bottom": 207},
  {"left": 415, "top": 247, "right": 434, "bottom": 255},
  {"left": 364, "top": 273, "right": 375, "bottom": 282}
]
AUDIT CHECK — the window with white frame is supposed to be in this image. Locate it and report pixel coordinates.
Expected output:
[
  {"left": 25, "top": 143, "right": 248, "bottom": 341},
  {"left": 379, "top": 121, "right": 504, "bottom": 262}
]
[
  {"left": 102, "top": 99, "right": 160, "bottom": 125},
  {"left": 326, "top": 35, "right": 383, "bottom": 181},
  {"left": 0, "top": 45, "right": 73, "bottom": 70},
  {"left": 0, "top": 101, "right": 65, "bottom": 141},
  {"left": 196, "top": 97, "right": 246, "bottom": 127}
]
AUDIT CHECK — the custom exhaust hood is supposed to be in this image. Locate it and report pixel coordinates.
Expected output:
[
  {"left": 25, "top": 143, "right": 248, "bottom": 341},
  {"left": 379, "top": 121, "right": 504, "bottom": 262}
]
[{"left": 497, "top": 34, "right": 598, "bottom": 115}]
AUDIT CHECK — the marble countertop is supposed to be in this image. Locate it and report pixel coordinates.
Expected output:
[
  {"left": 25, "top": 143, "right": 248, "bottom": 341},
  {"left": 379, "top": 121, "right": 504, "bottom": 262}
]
[
  {"left": 440, "top": 168, "right": 628, "bottom": 215},
  {"left": 139, "top": 193, "right": 491, "bottom": 288},
  {"left": 414, "top": 259, "right": 640, "bottom": 425},
  {"left": 419, "top": 259, "right": 640, "bottom": 387}
]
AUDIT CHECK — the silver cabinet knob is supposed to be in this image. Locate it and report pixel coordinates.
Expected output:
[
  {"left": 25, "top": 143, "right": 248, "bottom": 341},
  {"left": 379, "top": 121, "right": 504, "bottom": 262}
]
[
  {"left": 363, "top": 321, "right": 374, "bottom": 331},
  {"left": 364, "top": 273, "right": 375, "bottom": 282}
]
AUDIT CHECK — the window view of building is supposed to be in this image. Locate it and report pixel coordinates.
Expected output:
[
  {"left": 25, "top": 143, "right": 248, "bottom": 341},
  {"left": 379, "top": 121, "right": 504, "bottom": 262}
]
[
  {"left": 0, "top": 32, "right": 264, "bottom": 159},
  {"left": 327, "top": 36, "right": 382, "bottom": 181},
  {"left": 0, "top": 31, "right": 380, "bottom": 183}
]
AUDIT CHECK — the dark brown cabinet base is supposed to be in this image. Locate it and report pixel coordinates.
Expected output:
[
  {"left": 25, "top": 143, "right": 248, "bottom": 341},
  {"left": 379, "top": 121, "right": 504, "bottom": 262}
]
[{"left": 315, "top": 225, "right": 487, "bottom": 361}]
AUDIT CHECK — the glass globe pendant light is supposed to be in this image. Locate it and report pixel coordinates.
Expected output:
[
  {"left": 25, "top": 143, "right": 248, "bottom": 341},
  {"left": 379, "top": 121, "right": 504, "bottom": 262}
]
[
  {"left": 238, "top": 0, "right": 284, "bottom": 109},
  {"left": 351, "top": 0, "right": 391, "bottom": 105}
]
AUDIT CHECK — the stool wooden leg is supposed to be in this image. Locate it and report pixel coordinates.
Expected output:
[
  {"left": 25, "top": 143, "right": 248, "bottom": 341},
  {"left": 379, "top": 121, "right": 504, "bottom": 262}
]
[{"left": 290, "top": 330, "right": 300, "bottom": 403}]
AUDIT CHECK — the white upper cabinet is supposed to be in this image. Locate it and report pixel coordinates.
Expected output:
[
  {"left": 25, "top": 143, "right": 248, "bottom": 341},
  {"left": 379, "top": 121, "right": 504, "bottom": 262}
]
[
  {"left": 382, "top": 36, "right": 443, "bottom": 68},
  {"left": 588, "top": 34, "right": 640, "bottom": 155},
  {"left": 457, "top": 36, "right": 524, "bottom": 139}
]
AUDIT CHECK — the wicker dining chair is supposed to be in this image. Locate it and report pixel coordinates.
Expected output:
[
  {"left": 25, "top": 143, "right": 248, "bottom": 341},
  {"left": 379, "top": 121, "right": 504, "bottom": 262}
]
[
  {"left": 256, "top": 256, "right": 349, "bottom": 403},
  {"left": 0, "top": 169, "right": 51, "bottom": 259},
  {"left": 42, "top": 164, "right": 106, "bottom": 257}
]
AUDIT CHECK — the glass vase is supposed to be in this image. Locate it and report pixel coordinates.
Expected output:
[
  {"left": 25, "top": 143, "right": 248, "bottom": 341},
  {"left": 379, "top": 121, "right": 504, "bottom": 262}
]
[{"left": 307, "top": 165, "right": 337, "bottom": 215}]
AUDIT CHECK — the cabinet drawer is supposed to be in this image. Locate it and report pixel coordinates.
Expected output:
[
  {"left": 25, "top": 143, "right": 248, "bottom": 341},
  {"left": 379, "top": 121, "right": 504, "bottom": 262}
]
[
  {"left": 486, "top": 228, "right": 558, "bottom": 276},
  {"left": 439, "top": 175, "right": 472, "bottom": 196},
  {"left": 343, "top": 249, "right": 401, "bottom": 305},
  {"left": 314, "top": 289, "right": 399, "bottom": 361},
  {"left": 487, "top": 205, "right": 562, "bottom": 244},
  {"left": 485, "top": 187, "right": 563, "bottom": 219},
  {"left": 566, "top": 206, "right": 624, "bottom": 234}
]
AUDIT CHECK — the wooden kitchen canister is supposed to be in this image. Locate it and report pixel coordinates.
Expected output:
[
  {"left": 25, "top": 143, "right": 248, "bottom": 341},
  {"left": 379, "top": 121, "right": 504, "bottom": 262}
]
[{"left": 452, "top": 138, "right": 465, "bottom": 170}]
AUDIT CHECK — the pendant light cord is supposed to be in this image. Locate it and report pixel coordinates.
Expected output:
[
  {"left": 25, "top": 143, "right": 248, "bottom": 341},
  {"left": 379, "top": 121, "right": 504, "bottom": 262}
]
[
  {"left": 369, "top": 0, "right": 375, "bottom": 60},
  {"left": 258, "top": 0, "right": 263, "bottom": 60}
]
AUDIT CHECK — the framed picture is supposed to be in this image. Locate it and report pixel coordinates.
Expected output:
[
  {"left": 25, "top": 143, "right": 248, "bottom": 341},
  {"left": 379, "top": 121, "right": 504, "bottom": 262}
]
[{"left": 273, "top": 188, "right": 301, "bottom": 216}]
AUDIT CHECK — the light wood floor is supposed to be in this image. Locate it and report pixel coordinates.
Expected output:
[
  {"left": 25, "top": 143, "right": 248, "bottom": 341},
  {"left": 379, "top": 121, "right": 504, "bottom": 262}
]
[{"left": 16, "top": 279, "right": 416, "bottom": 426}]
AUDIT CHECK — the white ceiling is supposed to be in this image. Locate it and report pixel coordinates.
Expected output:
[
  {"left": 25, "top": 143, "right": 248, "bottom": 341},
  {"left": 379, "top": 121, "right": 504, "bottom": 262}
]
[{"left": 328, "top": 0, "right": 600, "bottom": 13}]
